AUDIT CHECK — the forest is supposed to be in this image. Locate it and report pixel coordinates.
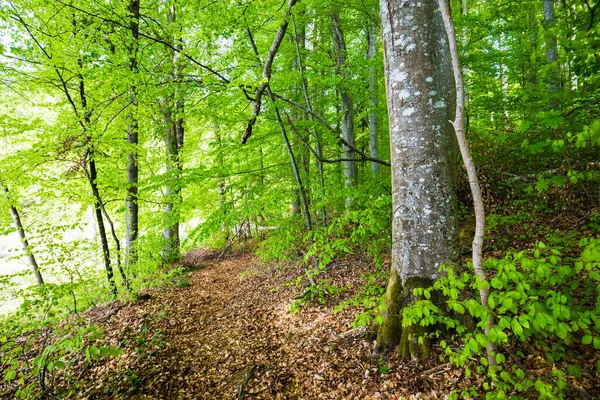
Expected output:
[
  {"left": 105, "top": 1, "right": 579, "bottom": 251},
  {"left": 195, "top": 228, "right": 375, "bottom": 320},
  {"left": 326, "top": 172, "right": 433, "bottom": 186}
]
[{"left": 0, "top": 0, "right": 599, "bottom": 398}]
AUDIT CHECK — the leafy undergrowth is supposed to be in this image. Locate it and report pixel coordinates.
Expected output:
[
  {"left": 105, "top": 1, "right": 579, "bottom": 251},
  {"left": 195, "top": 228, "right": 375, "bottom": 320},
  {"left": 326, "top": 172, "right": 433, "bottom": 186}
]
[{"left": 2, "top": 237, "right": 599, "bottom": 399}]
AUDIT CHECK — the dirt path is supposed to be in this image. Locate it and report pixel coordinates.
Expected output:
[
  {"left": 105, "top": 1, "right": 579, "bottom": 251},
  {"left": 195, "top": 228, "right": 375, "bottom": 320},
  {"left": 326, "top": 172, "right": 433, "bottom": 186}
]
[{"left": 78, "top": 250, "right": 457, "bottom": 399}]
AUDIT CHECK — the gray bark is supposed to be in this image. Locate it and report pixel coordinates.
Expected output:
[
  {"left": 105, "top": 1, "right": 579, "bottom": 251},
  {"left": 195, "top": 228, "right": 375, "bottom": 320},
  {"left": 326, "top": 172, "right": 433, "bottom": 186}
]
[
  {"left": 0, "top": 179, "right": 44, "bottom": 285},
  {"left": 380, "top": 0, "right": 458, "bottom": 285},
  {"left": 543, "top": 0, "right": 559, "bottom": 92},
  {"left": 125, "top": 0, "right": 140, "bottom": 271},
  {"left": 367, "top": 19, "right": 379, "bottom": 179},
  {"left": 162, "top": 3, "right": 183, "bottom": 262},
  {"left": 330, "top": 11, "right": 357, "bottom": 209}
]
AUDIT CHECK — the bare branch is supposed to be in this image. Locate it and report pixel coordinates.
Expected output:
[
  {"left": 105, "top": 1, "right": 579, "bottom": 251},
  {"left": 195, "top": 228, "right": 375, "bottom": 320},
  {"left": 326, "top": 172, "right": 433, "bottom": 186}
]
[{"left": 241, "top": 0, "right": 298, "bottom": 144}]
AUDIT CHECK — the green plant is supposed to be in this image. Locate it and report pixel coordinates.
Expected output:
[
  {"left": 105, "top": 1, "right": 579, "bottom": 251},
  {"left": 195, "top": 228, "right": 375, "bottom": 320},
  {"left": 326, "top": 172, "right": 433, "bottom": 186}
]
[
  {"left": 1, "top": 320, "right": 122, "bottom": 399},
  {"left": 403, "top": 238, "right": 600, "bottom": 399}
]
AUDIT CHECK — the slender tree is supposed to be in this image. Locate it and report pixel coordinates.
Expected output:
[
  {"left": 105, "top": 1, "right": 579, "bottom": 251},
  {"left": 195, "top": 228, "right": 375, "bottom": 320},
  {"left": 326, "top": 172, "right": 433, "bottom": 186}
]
[
  {"left": 0, "top": 177, "right": 44, "bottom": 285},
  {"left": 367, "top": 18, "right": 380, "bottom": 179},
  {"left": 162, "top": 1, "right": 184, "bottom": 262},
  {"left": 125, "top": 0, "right": 140, "bottom": 271},
  {"left": 330, "top": 10, "right": 357, "bottom": 209}
]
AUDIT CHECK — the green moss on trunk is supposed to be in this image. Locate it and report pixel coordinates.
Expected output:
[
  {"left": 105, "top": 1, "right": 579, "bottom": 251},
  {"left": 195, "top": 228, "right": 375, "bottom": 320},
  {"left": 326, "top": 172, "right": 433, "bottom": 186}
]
[
  {"left": 374, "top": 271, "right": 434, "bottom": 359},
  {"left": 373, "top": 266, "right": 404, "bottom": 354}
]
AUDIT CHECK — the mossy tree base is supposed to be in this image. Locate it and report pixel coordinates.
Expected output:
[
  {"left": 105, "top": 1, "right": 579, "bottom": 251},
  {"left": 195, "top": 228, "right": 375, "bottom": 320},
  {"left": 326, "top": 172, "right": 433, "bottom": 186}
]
[{"left": 373, "top": 266, "right": 434, "bottom": 359}]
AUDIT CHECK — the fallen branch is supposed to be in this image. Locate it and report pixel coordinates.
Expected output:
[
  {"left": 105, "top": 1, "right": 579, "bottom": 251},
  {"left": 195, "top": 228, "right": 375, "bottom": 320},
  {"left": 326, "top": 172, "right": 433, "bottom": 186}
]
[
  {"left": 102, "top": 305, "right": 122, "bottom": 322},
  {"left": 236, "top": 365, "right": 256, "bottom": 400}
]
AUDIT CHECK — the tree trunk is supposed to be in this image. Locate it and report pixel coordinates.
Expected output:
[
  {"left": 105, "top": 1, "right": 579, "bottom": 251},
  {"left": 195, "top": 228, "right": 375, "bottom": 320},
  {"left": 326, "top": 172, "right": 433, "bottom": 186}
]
[
  {"left": 0, "top": 179, "right": 44, "bottom": 285},
  {"left": 330, "top": 11, "right": 357, "bottom": 209},
  {"left": 438, "top": 0, "right": 496, "bottom": 366},
  {"left": 87, "top": 157, "right": 117, "bottom": 297},
  {"left": 78, "top": 73, "right": 118, "bottom": 297},
  {"left": 162, "top": 3, "right": 183, "bottom": 262},
  {"left": 375, "top": 0, "right": 459, "bottom": 357},
  {"left": 162, "top": 101, "right": 181, "bottom": 262},
  {"left": 367, "top": 18, "right": 379, "bottom": 179},
  {"left": 125, "top": 0, "right": 140, "bottom": 271},
  {"left": 543, "top": 0, "right": 559, "bottom": 93},
  {"left": 292, "top": 14, "right": 327, "bottom": 226}
]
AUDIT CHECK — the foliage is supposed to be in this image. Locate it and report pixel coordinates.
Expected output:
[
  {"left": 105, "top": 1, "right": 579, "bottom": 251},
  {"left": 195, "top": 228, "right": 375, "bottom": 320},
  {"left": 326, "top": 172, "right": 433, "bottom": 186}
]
[
  {"left": 0, "top": 284, "right": 122, "bottom": 398},
  {"left": 403, "top": 238, "right": 600, "bottom": 398}
]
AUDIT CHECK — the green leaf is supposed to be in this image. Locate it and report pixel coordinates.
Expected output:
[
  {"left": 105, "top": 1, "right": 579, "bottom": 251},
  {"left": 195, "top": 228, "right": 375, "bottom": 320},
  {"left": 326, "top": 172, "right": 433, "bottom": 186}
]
[
  {"left": 5, "top": 370, "right": 16, "bottom": 381},
  {"left": 495, "top": 352, "right": 506, "bottom": 364},
  {"left": 512, "top": 318, "right": 523, "bottom": 337}
]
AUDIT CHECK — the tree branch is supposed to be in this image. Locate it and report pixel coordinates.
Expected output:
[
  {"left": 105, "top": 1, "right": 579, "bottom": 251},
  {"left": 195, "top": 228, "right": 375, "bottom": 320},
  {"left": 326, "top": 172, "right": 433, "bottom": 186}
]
[{"left": 241, "top": 0, "right": 298, "bottom": 144}]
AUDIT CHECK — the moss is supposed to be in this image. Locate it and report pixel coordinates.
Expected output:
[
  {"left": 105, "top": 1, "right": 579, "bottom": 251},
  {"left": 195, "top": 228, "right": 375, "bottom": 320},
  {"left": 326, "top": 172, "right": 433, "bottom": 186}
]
[
  {"left": 373, "top": 266, "right": 404, "bottom": 354},
  {"left": 373, "top": 273, "right": 434, "bottom": 359}
]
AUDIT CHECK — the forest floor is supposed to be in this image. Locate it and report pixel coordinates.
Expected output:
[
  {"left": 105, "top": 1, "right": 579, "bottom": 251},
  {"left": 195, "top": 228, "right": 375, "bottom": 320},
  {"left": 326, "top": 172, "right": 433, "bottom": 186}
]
[{"left": 72, "top": 248, "right": 464, "bottom": 399}]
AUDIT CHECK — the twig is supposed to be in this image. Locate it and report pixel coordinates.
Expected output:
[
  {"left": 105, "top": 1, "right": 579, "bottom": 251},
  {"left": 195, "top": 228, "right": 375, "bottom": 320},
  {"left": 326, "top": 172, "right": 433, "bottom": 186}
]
[
  {"left": 102, "top": 305, "right": 122, "bottom": 322},
  {"left": 421, "top": 362, "right": 451, "bottom": 376},
  {"left": 236, "top": 365, "right": 256, "bottom": 400}
]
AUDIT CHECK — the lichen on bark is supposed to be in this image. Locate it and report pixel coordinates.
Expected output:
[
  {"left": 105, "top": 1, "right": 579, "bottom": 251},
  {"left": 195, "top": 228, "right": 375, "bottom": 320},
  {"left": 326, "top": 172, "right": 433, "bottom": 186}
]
[{"left": 375, "top": 0, "right": 459, "bottom": 358}]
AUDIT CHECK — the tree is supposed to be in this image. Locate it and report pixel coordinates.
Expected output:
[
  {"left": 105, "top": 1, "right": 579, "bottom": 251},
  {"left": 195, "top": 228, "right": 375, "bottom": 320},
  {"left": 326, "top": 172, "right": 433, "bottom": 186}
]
[
  {"left": 374, "top": 0, "right": 459, "bottom": 357},
  {"left": 330, "top": 10, "right": 357, "bottom": 209},
  {"left": 367, "top": 16, "right": 380, "bottom": 179},
  {"left": 162, "top": 1, "right": 185, "bottom": 262},
  {"left": 125, "top": 0, "right": 141, "bottom": 272},
  {"left": 0, "top": 177, "right": 44, "bottom": 285}
]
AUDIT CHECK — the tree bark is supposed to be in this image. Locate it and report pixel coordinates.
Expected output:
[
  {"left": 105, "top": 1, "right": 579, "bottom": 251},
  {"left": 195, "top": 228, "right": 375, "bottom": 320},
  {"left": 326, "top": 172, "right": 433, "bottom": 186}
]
[
  {"left": 162, "top": 2, "right": 183, "bottom": 262},
  {"left": 330, "top": 11, "right": 357, "bottom": 209},
  {"left": 242, "top": 0, "right": 298, "bottom": 145},
  {"left": 543, "top": 0, "right": 560, "bottom": 93},
  {"left": 292, "top": 14, "right": 327, "bottom": 226},
  {"left": 125, "top": 0, "right": 140, "bottom": 272},
  {"left": 367, "top": 18, "right": 380, "bottom": 179},
  {"left": 0, "top": 179, "right": 44, "bottom": 285},
  {"left": 87, "top": 157, "right": 117, "bottom": 297},
  {"left": 78, "top": 73, "right": 118, "bottom": 297},
  {"left": 375, "top": 0, "right": 459, "bottom": 357}
]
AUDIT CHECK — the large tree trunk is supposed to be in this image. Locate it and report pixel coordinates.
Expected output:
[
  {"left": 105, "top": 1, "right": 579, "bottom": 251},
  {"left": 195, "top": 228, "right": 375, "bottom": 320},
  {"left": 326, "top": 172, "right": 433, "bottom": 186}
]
[
  {"left": 0, "top": 179, "right": 44, "bottom": 285},
  {"left": 375, "top": 0, "right": 459, "bottom": 357},
  {"left": 125, "top": 0, "right": 140, "bottom": 271},
  {"left": 367, "top": 18, "right": 380, "bottom": 179},
  {"left": 330, "top": 11, "right": 357, "bottom": 209}
]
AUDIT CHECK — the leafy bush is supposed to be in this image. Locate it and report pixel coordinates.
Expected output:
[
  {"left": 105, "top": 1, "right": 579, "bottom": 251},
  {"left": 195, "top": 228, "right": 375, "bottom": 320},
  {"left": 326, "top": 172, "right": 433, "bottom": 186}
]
[{"left": 403, "top": 238, "right": 600, "bottom": 399}]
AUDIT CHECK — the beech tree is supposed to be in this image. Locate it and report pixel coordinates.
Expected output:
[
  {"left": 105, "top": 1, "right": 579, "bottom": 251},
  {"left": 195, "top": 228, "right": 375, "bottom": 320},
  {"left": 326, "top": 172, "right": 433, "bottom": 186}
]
[
  {"left": 374, "top": 0, "right": 459, "bottom": 357},
  {"left": 0, "top": 178, "right": 44, "bottom": 285}
]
